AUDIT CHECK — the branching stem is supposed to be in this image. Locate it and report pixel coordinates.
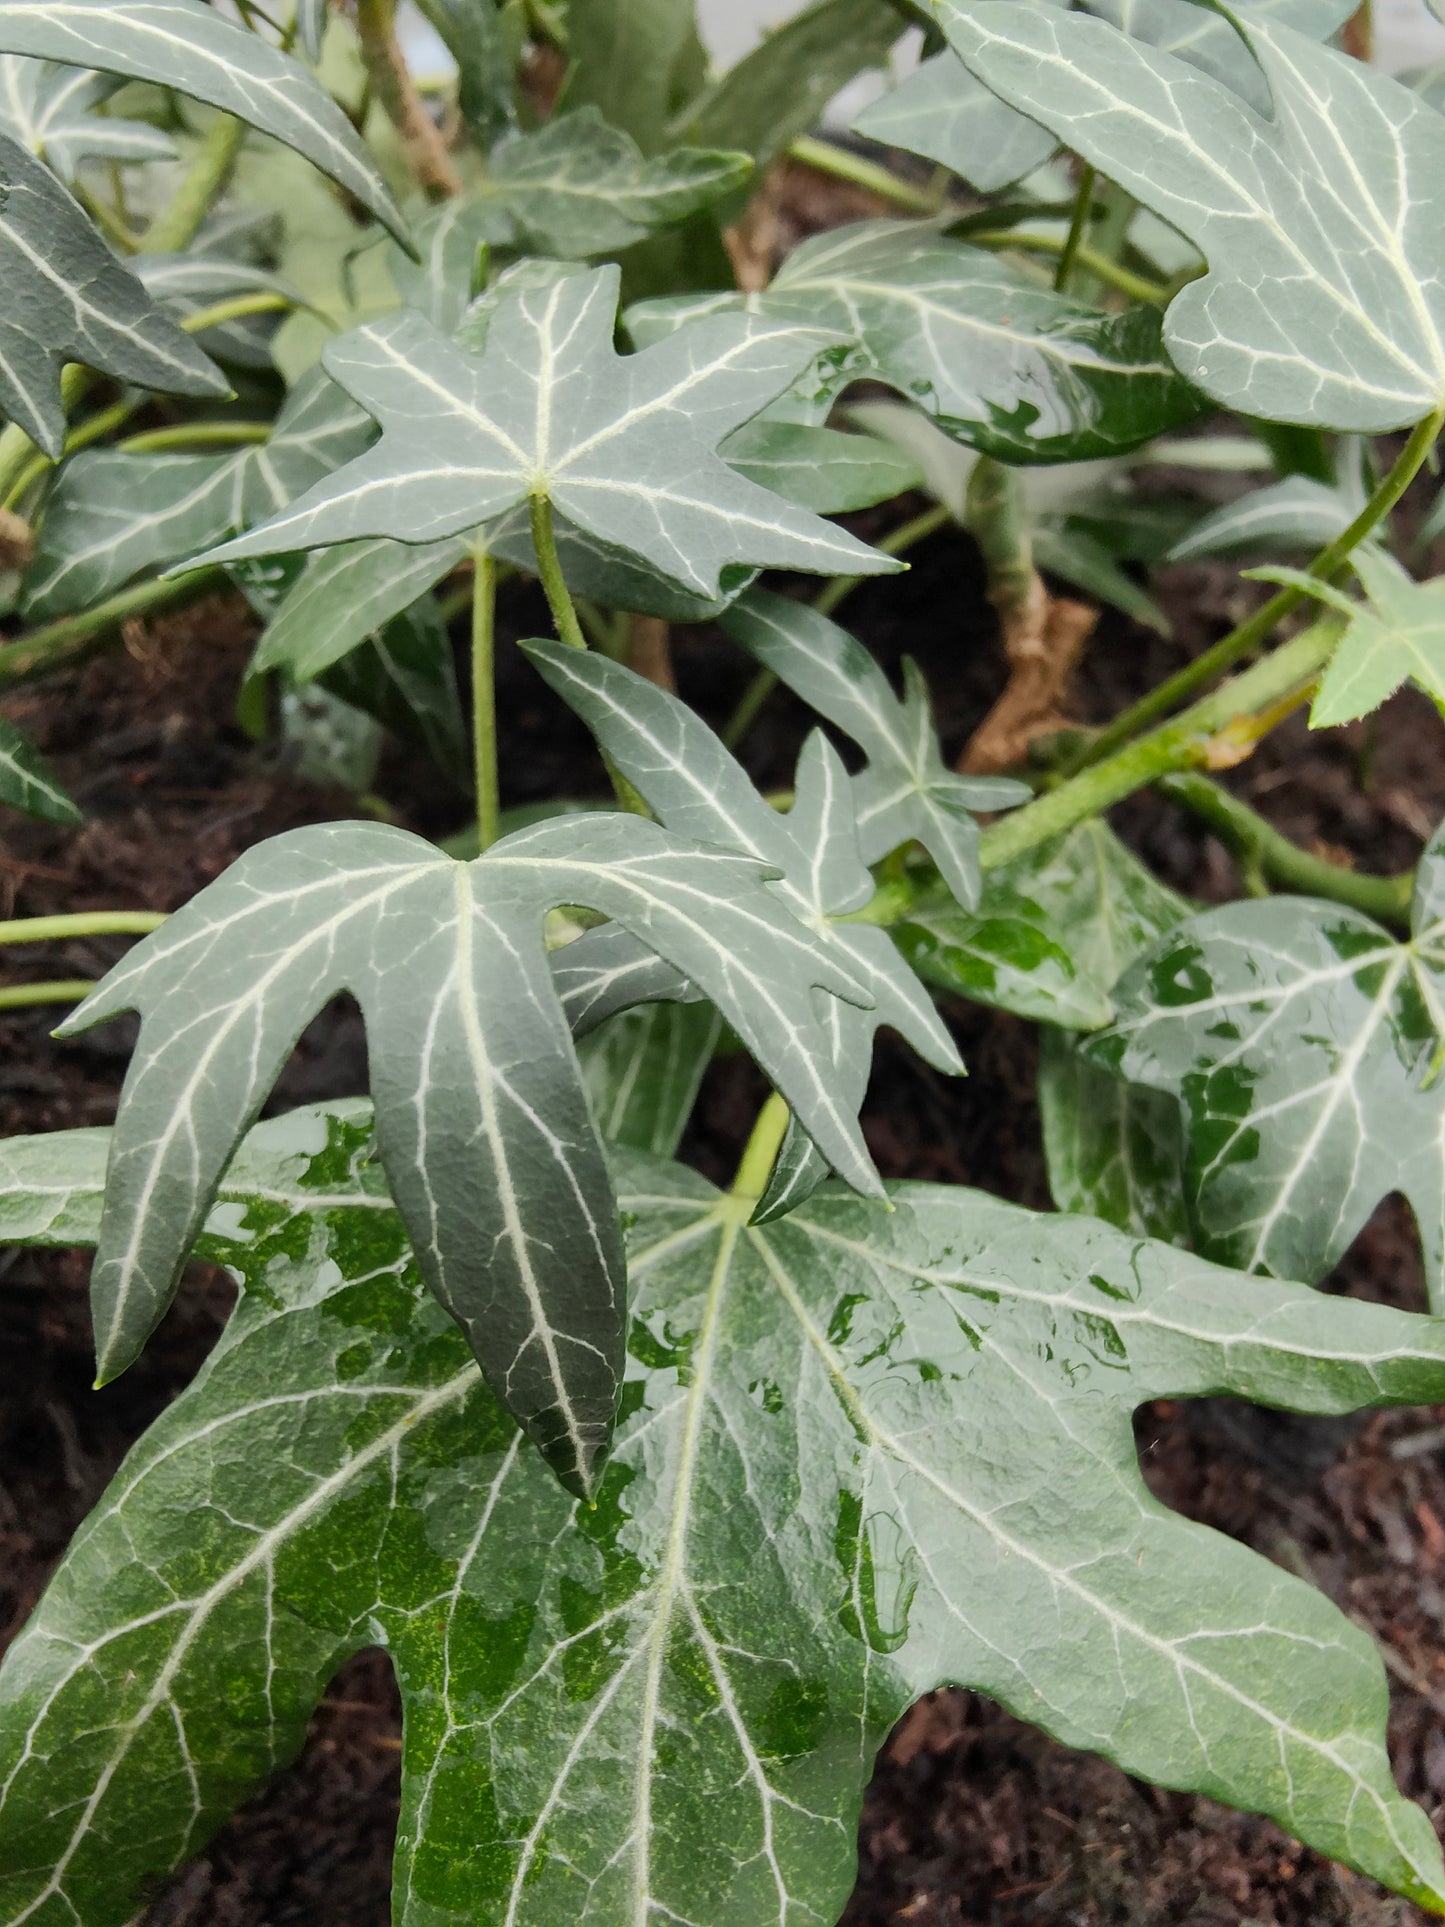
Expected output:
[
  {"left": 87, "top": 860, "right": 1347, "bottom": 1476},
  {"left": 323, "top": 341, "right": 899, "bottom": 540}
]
[
  {"left": 0, "top": 912, "right": 167, "bottom": 945},
  {"left": 0, "top": 569, "right": 229, "bottom": 690}
]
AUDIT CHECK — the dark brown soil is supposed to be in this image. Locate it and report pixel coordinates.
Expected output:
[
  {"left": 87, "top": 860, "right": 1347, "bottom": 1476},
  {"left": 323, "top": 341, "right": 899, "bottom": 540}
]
[{"left": 3, "top": 517, "right": 1445, "bottom": 1926}]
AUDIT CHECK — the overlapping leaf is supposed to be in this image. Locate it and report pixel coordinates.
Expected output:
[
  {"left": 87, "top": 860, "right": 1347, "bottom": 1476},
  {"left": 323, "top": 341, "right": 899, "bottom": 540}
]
[
  {"left": 577, "top": 1001, "right": 723, "bottom": 1158},
  {"left": 526, "top": 638, "right": 962, "bottom": 1220},
  {"left": 0, "top": 129, "right": 226, "bottom": 455},
  {"left": 0, "top": 53, "right": 173, "bottom": 176},
  {"left": 4, "top": 1114, "right": 1445, "bottom": 1922},
  {"left": 0, "top": 709, "right": 79, "bottom": 823},
  {"left": 22, "top": 369, "right": 372, "bottom": 618},
  {"left": 194, "top": 266, "right": 898, "bottom": 599},
  {"left": 1169, "top": 456, "right": 1368, "bottom": 563},
  {"left": 414, "top": 0, "right": 517, "bottom": 146},
  {"left": 57, "top": 813, "right": 880, "bottom": 1492},
  {"left": 563, "top": 0, "right": 709, "bottom": 153},
  {"left": 940, "top": 0, "right": 1445, "bottom": 430},
  {"left": 245, "top": 535, "right": 469, "bottom": 687},
  {"left": 0, "top": 0, "right": 406, "bottom": 239},
  {"left": 1088, "top": 819, "right": 1445, "bottom": 1307},
  {"left": 133, "top": 251, "right": 293, "bottom": 371},
  {"left": 860, "top": 0, "right": 1352, "bottom": 189},
  {"left": 1311, "top": 549, "right": 1445, "bottom": 726},
  {"left": 630, "top": 220, "right": 1201, "bottom": 465},
  {"left": 722, "top": 587, "right": 1027, "bottom": 910}
]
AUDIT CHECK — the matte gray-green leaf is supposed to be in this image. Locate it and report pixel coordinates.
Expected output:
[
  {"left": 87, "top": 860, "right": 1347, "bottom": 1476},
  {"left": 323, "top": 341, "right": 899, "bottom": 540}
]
[
  {"left": 296, "top": 0, "right": 327, "bottom": 60},
  {"left": 4, "top": 1126, "right": 1445, "bottom": 1921},
  {"left": 134, "top": 251, "right": 293, "bottom": 371},
  {"left": 1169, "top": 468, "right": 1368, "bottom": 563},
  {"left": 249, "top": 534, "right": 470, "bottom": 684},
  {"left": 197, "top": 267, "right": 897, "bottom": 598},
  {"left": 940, "top": 1, "right": 1445, "bottom": 431},
  {"left": 0, "top": 709, "right": 80, "bottom": 823},
  {"left": 0, "top": 129, "right": 226, "bottom": 456},
  {"left": 57, "top": 814, "right": 879, "bottom": 1488},
  {"left": 722, "top": 587, "right": 1027, "bottom": 910},
  {"left": 23, "top": 370, "right": 373, "bottom": 619},
  {"left": 0, "top": 0, "right": 407, "bottom": 241},
  {"left": 0, "top": 52, "right": 173, "bottom": 177},
  {"left": 1088, "top": 821, "right": 1445, "bottom": 1308},
  {"left": 630, "top": 220, "right": 1201, "bottom": 465}
]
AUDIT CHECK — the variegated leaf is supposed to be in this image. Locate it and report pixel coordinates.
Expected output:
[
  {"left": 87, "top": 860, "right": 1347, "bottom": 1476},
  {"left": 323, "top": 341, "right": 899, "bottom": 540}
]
[
  {"left": 940, "top": 0, "right": 1445, "bottom": 431},
  {"left": 195, "top": 267, "right": 898, "bottom": 598},
  {"left": 57, "top": 814, "right": 880, "bottom": 1491},
  {"left": 721, "top": 587, "right": 1028, "bottom": 911}
]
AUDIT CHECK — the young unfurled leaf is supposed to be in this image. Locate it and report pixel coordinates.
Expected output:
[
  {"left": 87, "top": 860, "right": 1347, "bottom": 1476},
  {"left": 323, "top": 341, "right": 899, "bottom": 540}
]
[
  {"left": 939, "top": 1, "right": 1445, "bottom": 430},
  {"left": 525, "top": 638, "right": 962, "bottom": 1219},
  {"left": 22, "top": 369, "right": 372, "bottom": 618},
  {"left": 0, "top": 130, "right": 226, "bottom": 456},
  {"left": 864, "top": 0, "right": 1353, "bottom": 189},
  {"left": 4, "top": 1118, "right": 1445, "bottom": 1921},
  {"left": 1088, "top": 819, "right": 1445, "bottom": 1308},
  {"left": 896, "top": 819, "right": 1189, "bottom": 1030},
  {"left": 194, "top": 267, "right": 897, "bottom": 598},
  {"left": 57, "top": 814, "right": 880, "bottom": 1492},
  {"left": 0, "top": 53, "right": 174, "bottom": 177},
  {"left": 630, "top": 221, "right": 1202, "bottom": 465},
  {"left": 1311, "top": 549, "right": 1445, "bottom": 726},
  {"left": 0, "top": 710, "right": 80, "bottom": 824},
  {"left": 0, "top": 0, "right": 407, "bottom": 241},
  {"left": 578, "top": 1001, "right": 723, "bottom": 1158},
  {"left": 722, "top": 587, "right": 1028, "bottom": 910}
]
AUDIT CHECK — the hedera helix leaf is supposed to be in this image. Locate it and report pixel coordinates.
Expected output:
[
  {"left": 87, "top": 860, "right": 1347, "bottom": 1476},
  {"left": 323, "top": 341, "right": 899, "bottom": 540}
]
[
  {"left": 1088, "top": 818, "right": 1445, "bottom": 1309},
  {"left": 0, "top": 708, "right": 80, "bottom": 824},
  {"left": 133, "top": 252, "right": 294, "bottom": 371},
  {"left": 719, "top": 417, "right": 926, "bottom": 515},
  {"left": 562, "top": 0, "right": 709, "bottom": 154},
  {"left": 4, "top": 1114, "right": 1445, "bottom": 1920},
  {"left": 1168, "top": 456, "right": 1369, "bottom": 563},
  {"left": 0, "top": 52, "right": 174, "bottom": 177},
  {"left": 0, "top": 130, "right": 227, "bottom": 457},
  {"left": 22, "top": 368, "right": 373, "bottom": 620},
  {"left": 524, "top": 637, "right": 962, "bottom": 1220},
  {"left": 1311, "top": 548, "right": 1445, "bottom": 726},
  {"left": 577, "top": 1001, "right": 724, "bottom": 1159},
  {"left": 939, "top": 0, "right": 1445, "bottom": 431},
  {"left": 0, "top": 0, "right": 407, "bottom": 243},
  {"left": 296, "top": 0, "right": 327, "bottom": 61},
  {"left": 247, "top": 535, "right": 470, "bottom": 687},
  {"left": 720, "top": 587, "right": 1028, "bottom": 911},
  {"left": 629, "top": 221, "right": 1202, "bottom": 466},
  {"left": 56, "top": 813, "right": 881, "bottom": 1494},
  {"left": 193, "top": 266, "right": 899, "bottom": 599},
  {"left": 859, "top": 0, "right": 1353, "bottom": 190}
]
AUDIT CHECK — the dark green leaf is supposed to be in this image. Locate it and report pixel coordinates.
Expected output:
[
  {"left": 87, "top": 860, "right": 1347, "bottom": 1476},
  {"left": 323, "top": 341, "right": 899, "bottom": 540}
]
[
  {"left": 1038, "top": 1026, "right": 1190, "bottom": 1241},
  {"left": 134, "top": 251, "right": 293, "bottom": 370},
  {"left": 4, "top": 1119, "right": 1445, "bottom": 1920},
  {"left": 415, "top": 0, "right": 517, "bottom": 146},
  {"left": 0, "top": 709, "right": 80, "bottom": 824},
  {"left": 562, "top": 0, "right": 709, "bottom": 153},
  {"left": 578, "top": 1000, "right": 722, "bottom": 1156},
  {"left": 722, "top": 418, "right": 923, "bottom": 513}
]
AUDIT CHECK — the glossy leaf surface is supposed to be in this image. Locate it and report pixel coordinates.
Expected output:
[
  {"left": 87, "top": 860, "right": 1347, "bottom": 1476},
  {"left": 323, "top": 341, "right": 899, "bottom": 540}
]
[
  {"left": 197, "top": 267, "right": 896, "bottom": 598},
  {"left": 1312, "top": 549, "right": 1445, "bottom": 726},
  {"left": 0, "top": 709, "right": 80, "bottom": 823},
  {"left": 630, "top": 221, "right": 1201, "bottom": 465},
  {"left": 722, "top": 587, "right": 1027, "bottom": 910},
  {"left": 939, "top": 1, "right": 1445, "bottom": 430},
  {"left": 0, "top": 0, "right": 406, "bottom": 240},
  {"left": 58, "top": 814, "right": 879, "bottom": 1490},
  {"left": 0, "top": 129, "right": 226, "bottom": 456},
  {"left": 0, "top": 53, "right": 173, "bottom": 176},
  {"left": 4, "top": 1118, "right": 1445, "bottom": 1921},
  {"left": 1089, "top": 823, "right": 1445, "bottom": 1308}
]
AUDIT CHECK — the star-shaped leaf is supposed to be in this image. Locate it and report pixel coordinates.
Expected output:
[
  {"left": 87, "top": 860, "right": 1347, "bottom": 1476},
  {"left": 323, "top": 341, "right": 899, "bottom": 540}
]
[
  {"left": 0, "top": 0, "right": 406, "bottom": 241},
  {"left": 721, "top": 587, "right": 1028, "bottom": 910},
  {"left": 525, "top": 637, "right": 963, "bottom": 1219},
  {"left": 0, "top": 709, "right": 80, "bottom": 824},
  {"left": 0, "top": 53, "right": 174, "bottom": 177},
  {"left": 940, "top": 1, "right": 1445, "bottom": 431},
  {"left": 57, "top": 813, "right": 880, "bottom": 1494},
  {"left": 0, "top": 129, "right": 227, "bottom": 455},
  {"left": 1088, "top": 817, "right": 1445, "bottom": 1309},
  {"left": 4, "top": 1111, "right": 1445, "bottom": 1923},
  {"left": 1311, "top": 549, "right": 1445, "bottom": 726},
  {"left": 629, "top": 220, "right": 1202, "bottom": 466},
  {"left": 192, "top": 266, "right": 900, "bottom": 599}
]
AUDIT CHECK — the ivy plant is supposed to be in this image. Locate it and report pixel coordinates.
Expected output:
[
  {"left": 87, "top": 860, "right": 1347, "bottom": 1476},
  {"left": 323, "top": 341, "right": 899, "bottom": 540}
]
[{"left": 6, "top": 0, "right": 1445, "bottom": 1921}]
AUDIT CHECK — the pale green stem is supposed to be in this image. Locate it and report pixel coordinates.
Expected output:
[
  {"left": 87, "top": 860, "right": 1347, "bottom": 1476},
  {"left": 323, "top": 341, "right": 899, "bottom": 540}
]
[
  {"left": 969, "top": 228, "right": 1168, "bottom": 305},
  {"left": 528, "top": 493, "right": 588, "bottom": 651},
  {"left": 4, "top": 399, "right": 137, "bottom": 512},
  {"left": 1155, "top": 771, "right": 1414, "bottom": 927},
  {"left": 788, "top": 135, "right": 945, "bottom": 215},
  {"left": 1053, "top": 163, "right": 1097, "bottom": 296},
  {"left": 731, "top": 1092, "right": 791, "bottom": 1200},
  {"left": 119, "top": 421, "right": 272, "bottom": 454},
  {"left": 0, "top": 568, "right": 229, "bottom": 690},
  {"left": 721, "top": 504, "right": 951, "bottom": 752},
  {"left": 0, "top": 979, "right": 96, "bottom": 1012},
  {"left": 978, "top": 620, "right": 1340, "bottom": 869},
  {"left": 1069, "top": 403, "right": 1445, "bottom": 772},
  {"left": 0, "top": 912, "right": 167, "bottom": 945},
  {"left": 141, "top": 114, "right": 248, "bottom": 254},
  {"left": 471, "top": 545, "right": 500, "bottom": 851}
]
